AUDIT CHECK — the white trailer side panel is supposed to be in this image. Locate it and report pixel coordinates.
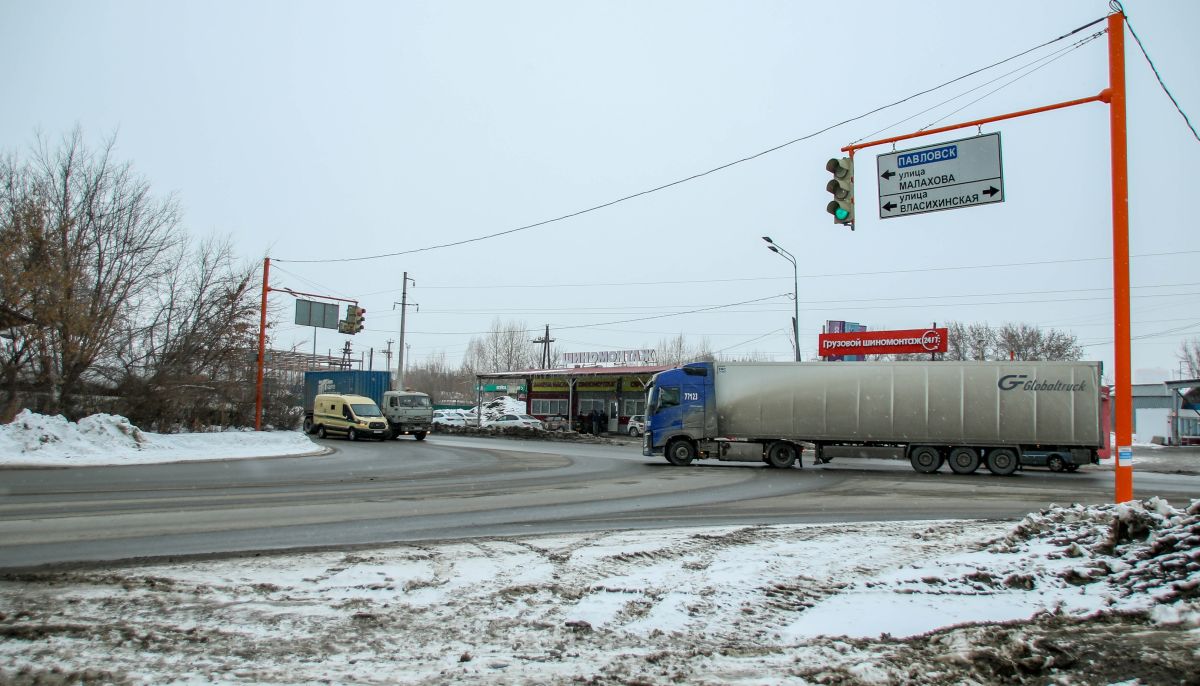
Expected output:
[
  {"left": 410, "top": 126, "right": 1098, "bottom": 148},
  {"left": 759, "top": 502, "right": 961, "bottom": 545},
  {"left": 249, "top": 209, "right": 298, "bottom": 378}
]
[{"left": 713, "top": 361, "right": 1101, "bottom": 447}]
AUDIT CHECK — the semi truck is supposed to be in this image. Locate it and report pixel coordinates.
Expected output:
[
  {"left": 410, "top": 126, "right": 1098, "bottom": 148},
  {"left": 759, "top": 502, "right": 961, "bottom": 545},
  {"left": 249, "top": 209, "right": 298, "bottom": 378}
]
[
  {"left": 642, "top": 360, "right": 1109, "bottom": 475},
  {"left": 302, "top": 370, "right": 434, "bottom": 441}
]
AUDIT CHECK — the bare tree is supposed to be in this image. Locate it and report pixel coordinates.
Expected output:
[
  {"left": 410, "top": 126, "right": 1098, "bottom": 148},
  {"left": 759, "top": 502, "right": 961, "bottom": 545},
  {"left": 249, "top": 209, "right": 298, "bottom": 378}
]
[
  {"left": 654, "top": 333, "right": 714, "bottom": 367},
  {"left": 405, "top": 350, "right": 474, "bottom": 403},
  {"left": 461, "top": 318, "right": 537, "bottom": 374},
  {"left": 1179, "top": 338, "right": 1200, "bottom": 378},
  {"left": 995, "top": 322, "right": 1082, "bottom": 361},
  {"left": 0, "top": 129, "right": 182, "bottom": 416},
  {"left": 113, "top": 236, "right": 259, "bottom": 429}
]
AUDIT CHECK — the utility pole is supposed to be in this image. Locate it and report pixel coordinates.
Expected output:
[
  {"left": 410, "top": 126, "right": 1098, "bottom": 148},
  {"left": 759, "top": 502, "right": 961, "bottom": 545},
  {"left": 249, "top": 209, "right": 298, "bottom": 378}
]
[
  {"left": 393, "top": 273, "right": 418, "bottom": 391},
  {"left": 532, "top": 324, "right": 555, "bottom": 369},
  {"left": 383, "top": 339, "right": 394, "bottom": 373}
]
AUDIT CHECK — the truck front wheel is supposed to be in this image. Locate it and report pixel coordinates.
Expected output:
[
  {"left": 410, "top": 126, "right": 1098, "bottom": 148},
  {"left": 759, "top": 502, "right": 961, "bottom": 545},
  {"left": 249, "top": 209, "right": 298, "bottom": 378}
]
[
  {"left": 666, "top": 440, "right": 695, "bottom": 466},
  {"left": 909, "top": 446, "right": 942, "bottom": 474},
  {"left": 414, "top": 431, "right": 427, "bottom": 441},
  {"left": 766, "top": 441, "right": 799, "bottom": 469}
]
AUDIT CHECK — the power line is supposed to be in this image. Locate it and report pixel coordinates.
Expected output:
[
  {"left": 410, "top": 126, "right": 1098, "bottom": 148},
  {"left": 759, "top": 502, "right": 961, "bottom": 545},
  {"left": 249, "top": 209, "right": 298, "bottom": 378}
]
[
  {"left": 1114, "top": 0, "right": 1199, "bottom": 142},
  {"left": 273, "top": 15, "right": 1108, "bottom": 265},
  {"left": 918, "top": 31, "right": 1106, "bottom": 132},
  {"left": 358, "top": 249, "right": 1200, "bottom": 295}
]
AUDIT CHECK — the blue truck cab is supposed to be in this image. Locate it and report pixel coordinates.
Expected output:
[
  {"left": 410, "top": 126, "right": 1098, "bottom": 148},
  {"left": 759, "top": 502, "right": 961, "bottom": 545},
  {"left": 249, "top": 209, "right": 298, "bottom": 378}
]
[{"left": 643, "top": 362, "right": 717, "bottom": 463}]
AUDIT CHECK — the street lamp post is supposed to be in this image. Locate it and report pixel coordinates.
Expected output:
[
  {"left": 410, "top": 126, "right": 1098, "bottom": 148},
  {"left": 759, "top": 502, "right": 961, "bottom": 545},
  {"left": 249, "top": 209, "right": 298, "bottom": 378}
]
[{"left": 762, "top": 236, "right": 800, "bottom": 362}]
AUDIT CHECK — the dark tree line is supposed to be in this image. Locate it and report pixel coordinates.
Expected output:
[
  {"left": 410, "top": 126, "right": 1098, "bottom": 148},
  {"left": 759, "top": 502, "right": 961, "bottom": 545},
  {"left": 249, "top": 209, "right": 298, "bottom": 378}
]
[{"left": 0, "top": 129, "right": 264, "bottom": 429}]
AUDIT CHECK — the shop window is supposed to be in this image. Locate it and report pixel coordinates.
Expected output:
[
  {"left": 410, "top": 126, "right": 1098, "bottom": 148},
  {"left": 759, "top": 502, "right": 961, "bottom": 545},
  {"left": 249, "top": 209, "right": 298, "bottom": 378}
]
[
  {"left": 578, "top": 399, "right": 605, "bottom": 414},
  {"left": 532, "top": 399, "right": 568, "bottom": 415}
]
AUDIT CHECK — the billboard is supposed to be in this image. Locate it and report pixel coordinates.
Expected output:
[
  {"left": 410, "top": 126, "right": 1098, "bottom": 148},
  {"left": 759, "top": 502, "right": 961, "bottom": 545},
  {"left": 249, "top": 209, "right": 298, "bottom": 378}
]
[
  {"left": 819, "top": 327, "right": 948, "bottom": 358},
  {"left": 825, "top": 320, "right": 866, "bottom": 362}
]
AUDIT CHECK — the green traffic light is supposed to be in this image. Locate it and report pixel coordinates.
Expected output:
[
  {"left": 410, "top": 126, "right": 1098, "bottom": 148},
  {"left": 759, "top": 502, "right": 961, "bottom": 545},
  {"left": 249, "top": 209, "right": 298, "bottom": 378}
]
[{"left": 834, "top": 207, "right": 849, "bottom": 221}]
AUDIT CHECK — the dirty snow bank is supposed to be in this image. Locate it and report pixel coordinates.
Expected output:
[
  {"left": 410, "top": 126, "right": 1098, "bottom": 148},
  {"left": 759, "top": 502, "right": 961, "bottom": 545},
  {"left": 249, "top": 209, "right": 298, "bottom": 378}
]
[
  {"left": 0, "top": 410, "right": 320, "bottom": 467},
  {"left": 1, "top": 499, "right": 1196, "bottom": 684},
  {"left": 473, "top": 395, "right": 528, "bottom": 421}
]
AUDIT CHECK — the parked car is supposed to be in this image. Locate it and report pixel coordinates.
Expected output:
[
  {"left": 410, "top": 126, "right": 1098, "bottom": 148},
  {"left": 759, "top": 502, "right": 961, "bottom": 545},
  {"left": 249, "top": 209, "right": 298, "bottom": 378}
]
[
  {"left": 483, "top": 414, "right": 544, "bottom": 430},
  {"left": 627, "top": 414, "right": 646, "bottom": 437},
  {"left": 542, "top": 415, "right": 571, "bottom": 432},
  {"left": 432, "top": 410, "right": 467, "bottom": 427}
]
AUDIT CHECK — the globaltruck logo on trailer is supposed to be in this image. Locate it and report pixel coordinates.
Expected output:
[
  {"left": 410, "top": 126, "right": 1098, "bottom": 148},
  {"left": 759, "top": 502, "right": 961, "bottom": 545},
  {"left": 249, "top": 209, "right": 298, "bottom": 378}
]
[{"left": 998, "top": 374, "right": 1088, "bottom": 392}]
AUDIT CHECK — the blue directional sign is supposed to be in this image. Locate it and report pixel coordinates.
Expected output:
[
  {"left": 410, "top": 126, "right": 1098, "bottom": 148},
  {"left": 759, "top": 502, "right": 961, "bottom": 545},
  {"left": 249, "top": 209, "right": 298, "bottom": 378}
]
[{"left": 876, "top": 133, "right": 1004, "bottom": 219}]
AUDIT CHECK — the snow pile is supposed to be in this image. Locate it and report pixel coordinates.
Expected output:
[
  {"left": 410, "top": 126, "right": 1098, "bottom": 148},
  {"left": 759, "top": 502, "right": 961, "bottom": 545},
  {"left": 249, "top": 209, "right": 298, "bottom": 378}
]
[
  {"left": 0, "top": 410, "right": 322, "bottom": 467},
  {"left": 795, "top": 497, "right": 1200, "bottom": 640},
  {"left": 474, "top": 395, "right": 528, "bottom": 421},
  {"left": 1, "top": 502, "right": 1196, "bottom": 684},
  {"left": 0, "top": 410, "right": 147, "bottom": 456}
]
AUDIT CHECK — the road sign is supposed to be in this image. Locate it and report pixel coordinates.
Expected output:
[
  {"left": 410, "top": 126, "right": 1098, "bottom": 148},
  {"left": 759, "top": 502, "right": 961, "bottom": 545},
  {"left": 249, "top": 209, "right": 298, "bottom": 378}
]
[
  {"left": 876, "top": 132, "right": 1004, "bottom": 219},
  {"left": 295, "top": 299, "right": 340, "bottom": 329}
]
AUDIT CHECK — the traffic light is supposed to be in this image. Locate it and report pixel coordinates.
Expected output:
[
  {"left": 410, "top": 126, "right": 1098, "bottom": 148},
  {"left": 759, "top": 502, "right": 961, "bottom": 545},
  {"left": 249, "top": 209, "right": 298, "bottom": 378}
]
[
  {"left": 342, "top": 305, "right": 365, "bottom": 334},
  {"left": 826, "top": 156, "right": 854, "bottom": 227}
]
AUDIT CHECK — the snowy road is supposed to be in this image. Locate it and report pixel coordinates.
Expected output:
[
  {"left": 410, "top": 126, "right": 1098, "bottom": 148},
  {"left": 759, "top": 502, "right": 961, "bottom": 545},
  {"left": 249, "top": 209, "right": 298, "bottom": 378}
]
[{"left": 3, "top": 434, "right": 1197, "bottom": 569}]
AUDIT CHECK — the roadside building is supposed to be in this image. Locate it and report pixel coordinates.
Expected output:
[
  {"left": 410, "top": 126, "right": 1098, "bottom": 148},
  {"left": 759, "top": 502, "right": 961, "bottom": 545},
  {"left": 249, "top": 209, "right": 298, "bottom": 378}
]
[
  {"left": 1131, "top": 379, "right": 1200, "bottom": 445},
  {"left": 475, "top": 365, "right": 670, "bottom": 433}
]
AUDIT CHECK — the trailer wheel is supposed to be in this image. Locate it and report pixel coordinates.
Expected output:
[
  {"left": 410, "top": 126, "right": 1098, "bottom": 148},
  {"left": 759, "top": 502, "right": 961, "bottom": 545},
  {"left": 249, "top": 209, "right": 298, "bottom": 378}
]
[
  {"left": 666, "top": 440, "right": 695, "bottom": 466},
  {"left": 909, "top": 446, "right": 942, "bottom": 474},
  {"left": 303, "top": 417, "right": 313, "bottom": 434},
  {"left": 766, "top": 441, "right": 799, "bottom": 469},
  {"left": 948, "top": 447, "right": 981, "bottom": 475},
  {"left": 1047, "top": 455, "right": 1066, "bottom": 472},
  {"left": 986, "top": 448, "right": 1019, "bottom": 476}
]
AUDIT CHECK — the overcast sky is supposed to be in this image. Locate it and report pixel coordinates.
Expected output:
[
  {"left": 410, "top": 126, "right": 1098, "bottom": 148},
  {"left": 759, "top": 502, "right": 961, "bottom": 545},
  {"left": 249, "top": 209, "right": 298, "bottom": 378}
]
[{"left": 2, "top": 0, "right": 1197, "bottom": 381}]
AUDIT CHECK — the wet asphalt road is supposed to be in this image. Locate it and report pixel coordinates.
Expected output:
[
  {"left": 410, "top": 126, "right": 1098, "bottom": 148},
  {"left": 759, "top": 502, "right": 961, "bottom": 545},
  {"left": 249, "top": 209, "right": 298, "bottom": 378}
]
[{"left": 1, "top": 434, "right": 1197, "bottom": 569}]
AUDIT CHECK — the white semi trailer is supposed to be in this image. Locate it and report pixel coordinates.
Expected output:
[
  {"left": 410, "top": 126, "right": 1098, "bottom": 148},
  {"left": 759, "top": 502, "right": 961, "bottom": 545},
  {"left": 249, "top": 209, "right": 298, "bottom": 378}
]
[{"left": 642, "top": 361, "right": 1109, "bottom": 475}]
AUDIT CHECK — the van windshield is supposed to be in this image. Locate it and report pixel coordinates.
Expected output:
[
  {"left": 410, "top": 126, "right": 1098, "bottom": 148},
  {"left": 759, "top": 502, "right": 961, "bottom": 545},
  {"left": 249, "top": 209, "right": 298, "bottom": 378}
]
[{"left": 351, "top": 403, "right": 383, "bottom": 418}]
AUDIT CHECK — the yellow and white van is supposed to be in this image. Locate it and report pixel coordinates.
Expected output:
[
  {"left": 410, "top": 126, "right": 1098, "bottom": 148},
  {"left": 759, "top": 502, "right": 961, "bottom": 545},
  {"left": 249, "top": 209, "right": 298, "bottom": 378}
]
[{"left": 310, "top": 393, "right": 389, "bottom": 441}]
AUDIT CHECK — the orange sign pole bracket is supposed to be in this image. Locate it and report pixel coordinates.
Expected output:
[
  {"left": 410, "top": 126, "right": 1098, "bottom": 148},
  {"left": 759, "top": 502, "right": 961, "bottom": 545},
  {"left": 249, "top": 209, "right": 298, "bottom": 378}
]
[{"left": 837, "top": 11, "right": 1132, "bottom": 503}]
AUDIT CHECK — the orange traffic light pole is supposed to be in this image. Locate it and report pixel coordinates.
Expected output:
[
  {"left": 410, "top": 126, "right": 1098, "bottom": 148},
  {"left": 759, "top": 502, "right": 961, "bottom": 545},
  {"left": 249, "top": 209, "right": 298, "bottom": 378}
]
[
  {"left": 1107, "top": 11, "right": 1133, "bottom": 502},
  {"left": 841, "top": 11, "right": 1132, "bottom": 502},
  {"left": 253, "top": 256, "right": 361, "bottom": 431}
]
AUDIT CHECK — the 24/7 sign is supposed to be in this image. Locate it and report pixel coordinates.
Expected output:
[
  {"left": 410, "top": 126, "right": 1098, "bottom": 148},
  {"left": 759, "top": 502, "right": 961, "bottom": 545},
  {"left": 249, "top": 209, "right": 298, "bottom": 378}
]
[{"left": 876, "top": 133, "right": 1004, "bottom": 219}]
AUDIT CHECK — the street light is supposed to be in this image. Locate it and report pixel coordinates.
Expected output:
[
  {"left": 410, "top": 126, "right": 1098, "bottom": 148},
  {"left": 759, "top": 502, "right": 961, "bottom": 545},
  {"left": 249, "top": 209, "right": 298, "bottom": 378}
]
[{"left": 762, "top": 236, "right": 800, "bottom": 362}]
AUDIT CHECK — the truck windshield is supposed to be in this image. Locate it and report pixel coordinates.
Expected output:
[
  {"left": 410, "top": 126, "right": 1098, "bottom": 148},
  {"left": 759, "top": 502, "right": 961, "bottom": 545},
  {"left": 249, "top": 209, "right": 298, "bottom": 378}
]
[
  {"left": 648, "top": 386, "right": 679, "bottom": 413},
  {"left": 660, "top": 387, "right": 680, "bottom": 409},
  {"left": 351, "top": 403, "right": 383, "bottom": 418},
  {"left": 397, "top": 396, "right": 431, "bottom": 408}
]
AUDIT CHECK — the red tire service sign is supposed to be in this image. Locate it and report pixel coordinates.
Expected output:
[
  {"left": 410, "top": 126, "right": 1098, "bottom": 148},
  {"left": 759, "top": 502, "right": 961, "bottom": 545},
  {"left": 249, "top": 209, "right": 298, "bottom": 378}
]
[{"left": 818, "top": 327, "right": 948, "bottom": 357}]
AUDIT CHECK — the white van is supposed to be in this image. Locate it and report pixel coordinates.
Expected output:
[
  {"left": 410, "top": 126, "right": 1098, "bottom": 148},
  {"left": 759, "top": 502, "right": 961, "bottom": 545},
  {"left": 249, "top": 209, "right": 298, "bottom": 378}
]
[{"left": 310, "top": 394, "right": 389, "bottom": 441}]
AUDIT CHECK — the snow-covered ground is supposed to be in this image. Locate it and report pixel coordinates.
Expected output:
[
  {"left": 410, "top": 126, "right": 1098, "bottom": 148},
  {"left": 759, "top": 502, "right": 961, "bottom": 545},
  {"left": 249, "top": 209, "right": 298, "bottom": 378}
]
[
  {"left": 0, "top": 409, "right": 321, "bottom": 467},
  {"left": 2, "top": 500, "right": 1197, "bottom": 684},
  {"left": 2, "top": 412, "right": 1198, "bottom": 683}
]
